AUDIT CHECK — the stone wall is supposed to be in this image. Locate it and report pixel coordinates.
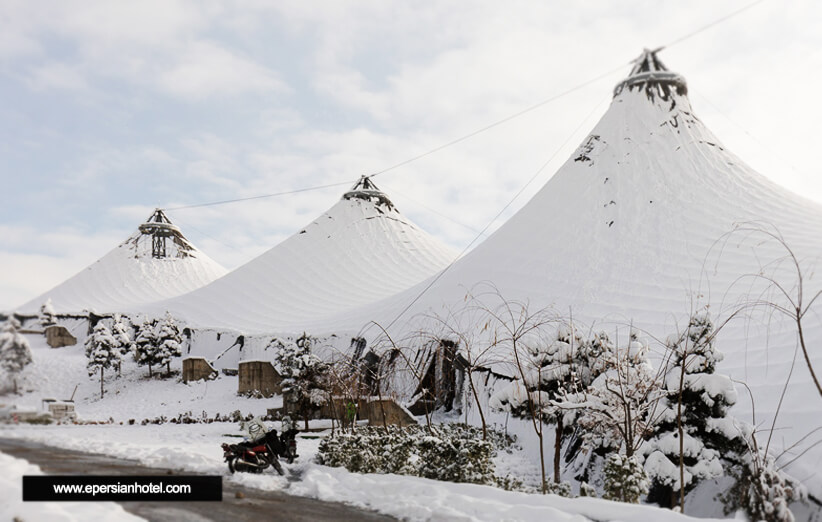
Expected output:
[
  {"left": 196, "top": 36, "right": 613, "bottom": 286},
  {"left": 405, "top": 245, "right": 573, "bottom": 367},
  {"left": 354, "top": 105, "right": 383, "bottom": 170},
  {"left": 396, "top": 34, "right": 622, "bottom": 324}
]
[
  {"left": 238, "top": 360, "right": 282, "bottom": 397},
  {"left": 182, "top": 357, "right": 218, "bottom": 383}
]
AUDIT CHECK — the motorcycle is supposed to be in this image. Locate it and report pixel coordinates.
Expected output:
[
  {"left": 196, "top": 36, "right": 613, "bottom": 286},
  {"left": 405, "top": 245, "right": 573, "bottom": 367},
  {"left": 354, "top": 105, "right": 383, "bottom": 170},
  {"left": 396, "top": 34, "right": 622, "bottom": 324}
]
[{"left": 221, "top": 419, "right": 299, "bottom": 475}]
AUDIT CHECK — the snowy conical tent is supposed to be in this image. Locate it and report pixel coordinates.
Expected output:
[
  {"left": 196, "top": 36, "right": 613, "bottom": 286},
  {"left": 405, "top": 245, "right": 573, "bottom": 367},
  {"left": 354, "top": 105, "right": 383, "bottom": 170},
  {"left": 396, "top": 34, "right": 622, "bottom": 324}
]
[
  {"left": 317, "top": 51, "right": 822, "bottom": 492},
  {"left": 17, "top": 209, "right": 228, "bottom": 315},
  {"left": 152, "top": 177, "right": 457, "bottom": 332}
]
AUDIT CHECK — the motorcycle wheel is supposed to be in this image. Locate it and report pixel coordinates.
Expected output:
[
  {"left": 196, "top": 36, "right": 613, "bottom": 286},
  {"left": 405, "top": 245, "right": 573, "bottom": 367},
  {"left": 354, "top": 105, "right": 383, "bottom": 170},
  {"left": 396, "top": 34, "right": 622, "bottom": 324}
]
[{"left": 229, "top": 457, "right": 259, "bottom": 474}]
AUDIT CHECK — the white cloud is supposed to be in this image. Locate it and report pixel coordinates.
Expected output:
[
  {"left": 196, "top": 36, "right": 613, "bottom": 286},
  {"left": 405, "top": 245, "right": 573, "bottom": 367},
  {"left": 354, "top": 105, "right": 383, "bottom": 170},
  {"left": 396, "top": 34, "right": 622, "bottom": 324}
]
[
  {"left": 5, "top": 0, "right": 822, "bottom": 312},
  {"left": 26, "top": 62, "right": 87, "bottom": 90},
  {"left": 256, "top": 107, "right": 305, "bottom": 135},
  {"left": 0, "top": 252, "right": 70, "bottom": 311},
  {"left": 0, "top": 225, "right": 124, "bottom": 310},
  {"left": 108, "top": 205, "right": 157, "bottom": 223},
  {"left": 0, "top": 0, "right": 45, "bottom": 60},
  {"left": 56, "top": 0, "right": 211, "bottom": 50},
  {"left": 157, "top": 40, "right": 288, "bottom": 99},
  {"left": 2, "top": 1, "right": 288, "bottom": 100}
]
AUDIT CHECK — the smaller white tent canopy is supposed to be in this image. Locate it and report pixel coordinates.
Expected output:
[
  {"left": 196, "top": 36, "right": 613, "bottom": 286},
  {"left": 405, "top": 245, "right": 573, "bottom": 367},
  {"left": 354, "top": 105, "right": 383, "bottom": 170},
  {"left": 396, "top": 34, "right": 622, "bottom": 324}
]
[
  {"left": 17, "top": 209, "right": 227, "bottom": 315},
  {"left": 152, "top": 177, "right": 457, "bottom": 333}
]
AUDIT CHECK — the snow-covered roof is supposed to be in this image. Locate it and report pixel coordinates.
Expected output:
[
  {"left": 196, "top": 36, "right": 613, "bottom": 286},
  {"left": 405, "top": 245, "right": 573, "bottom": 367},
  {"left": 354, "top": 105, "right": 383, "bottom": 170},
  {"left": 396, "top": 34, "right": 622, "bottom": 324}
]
[
  {"left": 149, "top": 178, "right": 457, "bottom": 332},
  {"left": 310, "top": 51, "right": 822, "bottom": 490},
  {"left": 17, "top": 210, "right": 227, "bottom": 315},
  {"left": 319, "top": 52, "right": 822, "bottom": 336}
]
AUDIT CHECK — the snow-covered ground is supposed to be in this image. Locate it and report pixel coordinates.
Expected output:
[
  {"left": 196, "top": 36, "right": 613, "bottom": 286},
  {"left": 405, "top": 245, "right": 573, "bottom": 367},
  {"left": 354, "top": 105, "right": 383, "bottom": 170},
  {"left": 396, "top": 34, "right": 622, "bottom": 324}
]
[
  {"left": 1, "top": 324, "right": 814, "bottom": 521},
  {"left": 0, "top": 422, "right": 728, "bottom": 522},
  {"left": 0, "top": 335, "right": 727, "bottom": 520},
  {"left": 7, "top": 333, "right": 276, "bottom": 422},
  {"left": 0, "top": 450, "right": 144, "bottom": 522}
]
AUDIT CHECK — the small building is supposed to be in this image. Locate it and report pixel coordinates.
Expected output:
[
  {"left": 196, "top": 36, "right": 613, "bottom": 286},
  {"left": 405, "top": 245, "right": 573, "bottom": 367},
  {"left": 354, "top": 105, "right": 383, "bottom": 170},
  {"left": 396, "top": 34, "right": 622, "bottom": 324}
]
[
  {"left": 182, "top": 357, "right": 218, "bottom": 382},
  {"left": 44, "top": 400, "right": 77, "bottom": 421},
  {"left": 44, "top": 325, "right": 77, "bottom": 348},
  {"left": 238, "top": 360, "right": 283, "bottom": 397}
]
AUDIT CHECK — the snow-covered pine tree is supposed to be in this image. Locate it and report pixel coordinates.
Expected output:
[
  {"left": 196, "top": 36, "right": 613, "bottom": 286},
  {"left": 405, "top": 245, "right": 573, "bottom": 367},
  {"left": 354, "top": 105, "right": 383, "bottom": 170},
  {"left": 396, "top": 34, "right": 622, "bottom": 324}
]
[
  {"left": 133, "top": 318, "right": 159, "bottom": 378},
  {"left": 571, "top": 329, "right": 664, "bottom": 460},
  {"left": 489, "top": 324, "right": 585, "bottom": 485},
  {"left": 39, "top": 299, "right": 56, "bottom": 328},
  {"left": 274, "top": 333, "right": 329, "bottom": 429},
  {"left": 559, "top": 330, "right": 617, "bottom": 480},
  {"left": 155, "top": 313, "right": 182, "bottom": 377},
  {"left": 85, "top": 322, "right": 120, "bottom": 397},
  {"left": 603, "top": 453, "right": 650, "bottom": 504},
  {"left": 576, "top": 331, "right": 615, "bottom": 388},
  {"left": 111, "top": 314, "right": 133, "bottom": 376},
  {"left": 642, "top": 313, "right": 745, "bottom": 509},
  {"left": 0, "top": 318, "right": 33, "bottom": 394}
]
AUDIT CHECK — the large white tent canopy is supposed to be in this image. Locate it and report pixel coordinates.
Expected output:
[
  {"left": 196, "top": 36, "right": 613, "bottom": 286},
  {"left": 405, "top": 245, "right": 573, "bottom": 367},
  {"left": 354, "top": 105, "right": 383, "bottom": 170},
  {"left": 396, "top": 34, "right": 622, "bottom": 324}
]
[{"left": 302, "top": 51, "right": 822, "bottom": 493}]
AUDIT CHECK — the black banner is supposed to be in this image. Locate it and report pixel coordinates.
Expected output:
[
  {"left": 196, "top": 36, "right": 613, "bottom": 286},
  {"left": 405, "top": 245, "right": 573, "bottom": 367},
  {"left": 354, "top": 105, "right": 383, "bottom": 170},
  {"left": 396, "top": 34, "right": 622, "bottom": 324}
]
[{"left": 23, "top": 475, "right": 222, "bottom": 502}]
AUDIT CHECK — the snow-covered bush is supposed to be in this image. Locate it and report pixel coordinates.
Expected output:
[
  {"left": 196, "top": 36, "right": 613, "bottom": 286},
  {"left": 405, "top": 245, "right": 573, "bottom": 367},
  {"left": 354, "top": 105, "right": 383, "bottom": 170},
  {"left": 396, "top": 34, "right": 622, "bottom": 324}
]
[
  {"left": 85, "top": 322, "right": 121, "bottom": 397},
  {"left": 319, "top": 425, "right": 416, "bottom": 475},
  {"left": 417, "top": 430, "right": 495, "bottom": 484},
  {"left": 724, "top": 450, "right": 806, "bottom": 522},
  {"left": 442, "top": 422, "right": 516, "bottom": 452},
  {"left": 318, "top": 423, "right": 505, "bottom": 485},
  {"left": 273, "top": 334, "right": 329, "bottom": 429},
  {"left": 495, "top": 474, "right": 526, "bottom": 492},
  {"left": 544, "top": 480, "right": 573, "bottom": 497},
  {"left": 0, "top": 318, "right": 33, "bottom": 394},
  {"left": 603, "top": 453, "right": 649, "bottom": 504},
  {"left": 579, "top": 482, "right": 598, "bottom": 497}
]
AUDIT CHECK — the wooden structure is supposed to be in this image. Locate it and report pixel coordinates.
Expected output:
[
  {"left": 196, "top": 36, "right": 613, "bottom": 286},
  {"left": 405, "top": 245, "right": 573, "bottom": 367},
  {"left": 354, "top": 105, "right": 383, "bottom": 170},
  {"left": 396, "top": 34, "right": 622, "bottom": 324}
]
[
  {"left": 182, "top": 357, "right": 218, "bottom": 382},
  {"left": 238, "top": 360, "right": 283, "bottom": 397},
  {"left": 320, "top": 397, "right": 417, "bottom": 427},
  {"left": 44, "top": 325, "right": 77, "bottom": 348}
]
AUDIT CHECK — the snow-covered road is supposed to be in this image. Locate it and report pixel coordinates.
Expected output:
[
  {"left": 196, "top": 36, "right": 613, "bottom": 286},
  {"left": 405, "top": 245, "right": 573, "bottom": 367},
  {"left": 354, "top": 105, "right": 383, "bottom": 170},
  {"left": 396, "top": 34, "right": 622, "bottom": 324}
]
[
  {"left": 0, "top": 423, "right": 728, "bottom": 522},
  {"left": 0, "top": 437, "right": 395, "bottom": 522}
]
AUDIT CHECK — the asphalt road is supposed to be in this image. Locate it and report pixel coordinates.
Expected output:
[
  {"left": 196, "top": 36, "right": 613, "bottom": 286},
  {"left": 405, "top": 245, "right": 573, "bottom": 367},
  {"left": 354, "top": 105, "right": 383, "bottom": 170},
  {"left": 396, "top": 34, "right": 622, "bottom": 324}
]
[{"left": 0, "top": 437, "right": 398, "bottom": 522}]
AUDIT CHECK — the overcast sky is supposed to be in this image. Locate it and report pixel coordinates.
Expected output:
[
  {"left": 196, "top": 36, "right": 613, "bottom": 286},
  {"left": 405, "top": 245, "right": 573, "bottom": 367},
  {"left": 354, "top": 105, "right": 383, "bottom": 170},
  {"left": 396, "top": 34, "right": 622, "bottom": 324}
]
[{"left": 2, "top": 0, "right": 820, "bottom": 311}]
